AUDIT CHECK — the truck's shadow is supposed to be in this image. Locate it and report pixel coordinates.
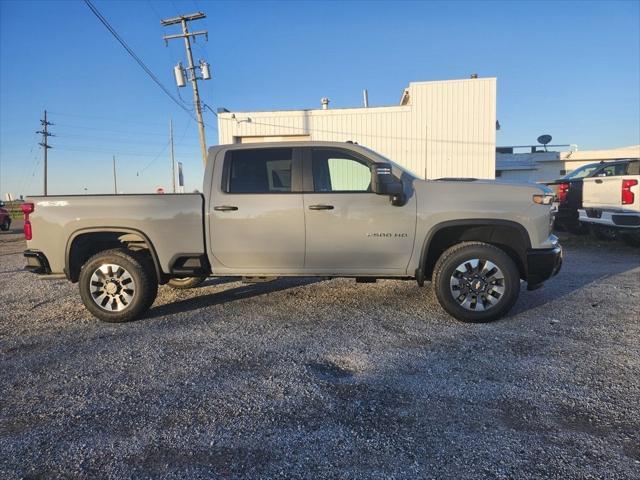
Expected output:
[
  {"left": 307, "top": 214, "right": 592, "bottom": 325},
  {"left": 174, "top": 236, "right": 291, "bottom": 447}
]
[
  {"left": 144, "top": 246, "right": 639, "bottom": 322},
  {"left": 145, "top": 277, "right": 323, "bottom": 320}
]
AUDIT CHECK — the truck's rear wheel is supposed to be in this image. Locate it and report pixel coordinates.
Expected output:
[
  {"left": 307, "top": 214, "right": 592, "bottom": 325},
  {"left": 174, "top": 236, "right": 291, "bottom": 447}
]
[
  {"left": 79, "top": 248, "right": 158, "bottom": 323},
  {"left": 433, "top": 242, "right": 520, "bottom": 323},
  {"left": 0, "top": 217, "right": 10, "bottom": 231},
  {"left": 167, "top": 276, "right": 207, "bottom": 289}
]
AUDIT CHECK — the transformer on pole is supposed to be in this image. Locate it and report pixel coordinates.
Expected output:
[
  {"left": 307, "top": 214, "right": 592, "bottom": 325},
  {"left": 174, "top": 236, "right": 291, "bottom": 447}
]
[{"left": 161, "top": 12, "right": 211, "bottom": 167}]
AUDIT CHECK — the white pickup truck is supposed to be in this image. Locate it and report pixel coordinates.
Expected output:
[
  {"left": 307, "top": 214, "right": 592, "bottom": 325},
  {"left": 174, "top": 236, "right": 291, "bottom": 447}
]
[
  {"left": 23, "top": 142, "right": 562, "bottom": 323},
  {"left": 578, "top": 159, "right": 640, "bottom": 246}
]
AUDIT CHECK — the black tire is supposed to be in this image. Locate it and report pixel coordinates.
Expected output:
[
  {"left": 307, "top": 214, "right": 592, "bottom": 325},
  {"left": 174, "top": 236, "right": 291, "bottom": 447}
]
[
  {"left": 589, "top": 225, "right": 617, "bottom": 241},
  {"left": 0, "top": 217, "right": 10, "bottom": 231},
  {"left": 167, "top": 276, "right": 207, "bottom": 289},
  {"left": 620, "top": 231, "right": 640, "bottom": 247},
  {"left": 433, "top": 242, "right": 520, "bottom": 323},
  {"left": 78, "top": 248, "right": 158, "bottom": 323}
]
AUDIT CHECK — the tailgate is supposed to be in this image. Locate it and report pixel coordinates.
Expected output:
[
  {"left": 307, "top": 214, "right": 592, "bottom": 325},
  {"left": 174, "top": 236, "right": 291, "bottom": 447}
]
[{"left": 582, "top": 176, "right": 640, "bottom": 210}]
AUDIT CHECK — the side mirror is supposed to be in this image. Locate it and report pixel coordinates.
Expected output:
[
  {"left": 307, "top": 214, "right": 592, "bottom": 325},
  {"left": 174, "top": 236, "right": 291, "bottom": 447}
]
[{"left": 371, "top": 163, "right": 405, "bottom": 205}]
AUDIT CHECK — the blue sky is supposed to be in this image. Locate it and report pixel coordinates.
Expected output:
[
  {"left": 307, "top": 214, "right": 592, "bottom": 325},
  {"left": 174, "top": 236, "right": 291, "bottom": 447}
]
[{"left": 1, "top": 0, "right": 638, "bottom": 198}]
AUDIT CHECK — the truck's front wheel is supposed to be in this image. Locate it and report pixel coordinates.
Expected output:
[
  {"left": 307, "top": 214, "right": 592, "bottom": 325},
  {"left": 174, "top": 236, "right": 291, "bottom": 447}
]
[
  {"left": 79, "top": 248, "right": 158, "bottom": 323},
  {"left": 433, "top": 242, "right": 520, "bottom": 323}
]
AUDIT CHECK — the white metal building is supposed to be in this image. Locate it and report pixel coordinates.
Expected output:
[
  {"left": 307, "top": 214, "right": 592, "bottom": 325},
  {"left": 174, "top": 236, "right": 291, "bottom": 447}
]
[
  {"left": 217, "top": 78, "right": 497, "bottom": 179},
  {"left": 497, "top": 145, "right": 640, "bottom": 183}
]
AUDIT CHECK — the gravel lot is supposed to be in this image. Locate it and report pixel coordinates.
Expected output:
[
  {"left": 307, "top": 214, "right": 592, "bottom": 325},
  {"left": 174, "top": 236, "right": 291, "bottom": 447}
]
[{"left": 1, "top": 221, "right": 639, "bottom": 479}]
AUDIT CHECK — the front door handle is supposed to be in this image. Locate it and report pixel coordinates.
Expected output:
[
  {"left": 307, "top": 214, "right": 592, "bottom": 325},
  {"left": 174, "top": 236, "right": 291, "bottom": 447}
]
[
  {"left": 308, "top": 204, "right": 334, "bottom": 210},
  {"left": 214, "top": 205, "right": 238, "bottom": 211}
]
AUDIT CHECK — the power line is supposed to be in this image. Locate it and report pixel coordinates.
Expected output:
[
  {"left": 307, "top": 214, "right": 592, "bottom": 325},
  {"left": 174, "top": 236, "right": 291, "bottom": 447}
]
[
  {"left": 138, "top": 117, "right": 193, "bottom": 174},
  {"left": 48, "top": 110, "right": 170, "bottom": 127},
  {"left": 215, "top": 114, "right": 433, "bottom": 143},
  {"left": 56, "top": 132, "right": 198, "bottom": 147},
  {"left": 54, "top": 123, "right": 171, "bottom": 137},
  {"left": 54, "top": 145, "right": 192, "bottom": 157},
  {"left": 83, "top": 0, "right": 196, "bottom": 119}
]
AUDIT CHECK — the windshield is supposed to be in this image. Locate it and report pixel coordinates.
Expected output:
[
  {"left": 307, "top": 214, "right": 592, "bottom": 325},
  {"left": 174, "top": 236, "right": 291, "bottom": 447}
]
[{"left": 561, "top": 163, "right": 600, "bottom": 180}]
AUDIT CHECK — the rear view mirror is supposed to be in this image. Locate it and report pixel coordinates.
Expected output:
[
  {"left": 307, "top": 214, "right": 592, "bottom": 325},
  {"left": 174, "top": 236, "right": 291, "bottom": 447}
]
[{"left": 371, "top": 163, "right": 405, "bottom": 205}]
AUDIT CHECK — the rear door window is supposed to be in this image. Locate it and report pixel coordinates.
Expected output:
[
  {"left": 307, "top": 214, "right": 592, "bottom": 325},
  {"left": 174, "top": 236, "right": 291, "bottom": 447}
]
[{"left": 225, "top": 148, "right": 293, "bottom": 193}]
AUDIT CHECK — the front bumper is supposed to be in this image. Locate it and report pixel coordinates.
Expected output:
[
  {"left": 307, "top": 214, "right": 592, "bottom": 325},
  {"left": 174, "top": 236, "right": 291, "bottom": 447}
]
[
  {"left": 526, "top": 244, "right": 563, "bottom": 289},
  {"left": 24, "top": 249, "right": 51, "bottom": 275}
]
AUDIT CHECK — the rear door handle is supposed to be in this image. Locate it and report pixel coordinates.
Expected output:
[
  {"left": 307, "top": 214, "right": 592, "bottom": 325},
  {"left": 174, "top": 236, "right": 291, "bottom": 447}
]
[
  {"left": 214, "top": 205, "right": 238, "bottom": 211},
  {"left": 308, "top": 204, "right": 334, "bottom": 210},
  {"left": 595, "top": 179, "right": 603, "bottom": 184}
]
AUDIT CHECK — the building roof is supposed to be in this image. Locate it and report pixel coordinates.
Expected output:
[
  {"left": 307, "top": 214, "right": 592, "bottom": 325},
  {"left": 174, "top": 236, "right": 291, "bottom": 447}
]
[{"left": 560, "top": 145, "right": 640, "bottom": 161}]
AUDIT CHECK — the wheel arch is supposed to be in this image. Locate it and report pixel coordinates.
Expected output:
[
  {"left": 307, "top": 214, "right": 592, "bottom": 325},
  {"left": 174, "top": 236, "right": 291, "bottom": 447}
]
[
  {"left": 417, "top": 219, "right": 531, "bottom": 282},
  {"left": 65, "top": 227, "right": 165, "bottom": 284}
]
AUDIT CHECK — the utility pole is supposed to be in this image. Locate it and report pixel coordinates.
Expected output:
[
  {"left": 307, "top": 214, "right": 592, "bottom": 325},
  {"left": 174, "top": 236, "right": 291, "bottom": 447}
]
[
  {"left": 36, "top": 110, "right": 53, "bottom": 196},
  {"left": 169, "top": 119, "right": 176, "bottom": 193},
  {"left": 112, "top": 156, "right": 118, "bottom": 194},
  {"left": 161, "top": 12, "right": 210, "bottom": 167}
]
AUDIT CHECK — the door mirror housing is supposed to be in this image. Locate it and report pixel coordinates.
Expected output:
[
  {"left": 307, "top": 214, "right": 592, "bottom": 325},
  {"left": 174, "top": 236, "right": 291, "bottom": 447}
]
[{"left": 371, "top": 163, "right": 405, "bottom": 205}]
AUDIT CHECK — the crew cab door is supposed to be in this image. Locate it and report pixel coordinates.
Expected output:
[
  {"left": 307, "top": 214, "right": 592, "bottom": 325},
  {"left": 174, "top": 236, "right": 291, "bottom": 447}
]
[
  {"left": 208, "top": 147, "right": 305, "bottom": 271},
  {"left": 302, "top": 147, "right": 416, "bottom": 274}
]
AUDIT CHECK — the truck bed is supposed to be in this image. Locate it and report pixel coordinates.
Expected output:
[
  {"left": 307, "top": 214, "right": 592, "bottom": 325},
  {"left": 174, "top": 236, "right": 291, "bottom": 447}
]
[{"left": 25, "top": 194, "right": 205, "bottom": 275}]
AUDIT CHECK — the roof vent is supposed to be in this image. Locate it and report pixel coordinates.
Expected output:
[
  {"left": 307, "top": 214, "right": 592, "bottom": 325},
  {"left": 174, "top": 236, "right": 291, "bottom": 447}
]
[{"left": 321, "top": 97, "right": 330, "bottom": 110}]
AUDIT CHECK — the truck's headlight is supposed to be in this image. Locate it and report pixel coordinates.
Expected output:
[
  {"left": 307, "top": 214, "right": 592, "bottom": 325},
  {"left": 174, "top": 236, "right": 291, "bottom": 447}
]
[{"left": 533, "top": 194, "right": 554, "bottom": 205}]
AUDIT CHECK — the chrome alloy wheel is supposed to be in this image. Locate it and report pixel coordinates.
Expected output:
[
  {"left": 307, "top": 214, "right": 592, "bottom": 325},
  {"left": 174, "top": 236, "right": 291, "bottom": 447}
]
[
  {"left": 449, "top": 258, "right": 506, "bottom": 311},
  {"left": 89, "top": 263, "right": 136, "bottom": 312}
]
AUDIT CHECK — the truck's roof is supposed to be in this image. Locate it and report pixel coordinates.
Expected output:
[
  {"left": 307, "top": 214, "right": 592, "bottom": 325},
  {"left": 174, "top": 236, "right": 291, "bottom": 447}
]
[{"left": 209, "top": 140, "right": 372, "bottom": 152}]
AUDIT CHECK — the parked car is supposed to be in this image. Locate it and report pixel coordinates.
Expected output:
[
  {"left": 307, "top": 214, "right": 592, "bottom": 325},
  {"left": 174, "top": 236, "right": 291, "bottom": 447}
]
[
  {"left": 22, "top": 142, "right": 562, "bottom": 323},
  {"left": 546, "top": 159, "right": 636, "bottom": 233},
  {"left": 0, "top": 201, "right": 12, "bottom": 231},
  {"left": 578, "top": 159, "right": 640, "bottom": 246}
]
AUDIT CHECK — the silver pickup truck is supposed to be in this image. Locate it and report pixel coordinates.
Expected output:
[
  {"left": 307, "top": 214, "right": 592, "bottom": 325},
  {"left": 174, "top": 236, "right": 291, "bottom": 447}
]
[{"left": 23, "top": 142, "right": 562, "bottom": 323}]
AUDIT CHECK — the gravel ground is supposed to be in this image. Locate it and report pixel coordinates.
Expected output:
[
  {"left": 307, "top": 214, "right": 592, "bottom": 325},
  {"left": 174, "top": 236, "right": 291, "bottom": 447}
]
[{"left": 1, "top": 222, "right": 639, "bottom": 479}]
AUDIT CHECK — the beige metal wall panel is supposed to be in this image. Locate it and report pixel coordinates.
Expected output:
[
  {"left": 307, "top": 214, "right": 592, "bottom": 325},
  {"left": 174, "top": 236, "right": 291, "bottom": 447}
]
[{"left": 217, "top": 78, "right": 496, "bottom": 179}]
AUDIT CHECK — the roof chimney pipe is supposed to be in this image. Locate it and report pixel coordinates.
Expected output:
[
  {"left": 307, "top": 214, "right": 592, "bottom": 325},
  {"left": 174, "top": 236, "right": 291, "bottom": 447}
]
[
  {"left": 321, "top": 97, "right": 330, "bottom": 110},
  {"left": 363, "top": 89, "right": 369, "bottom": 108}
]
